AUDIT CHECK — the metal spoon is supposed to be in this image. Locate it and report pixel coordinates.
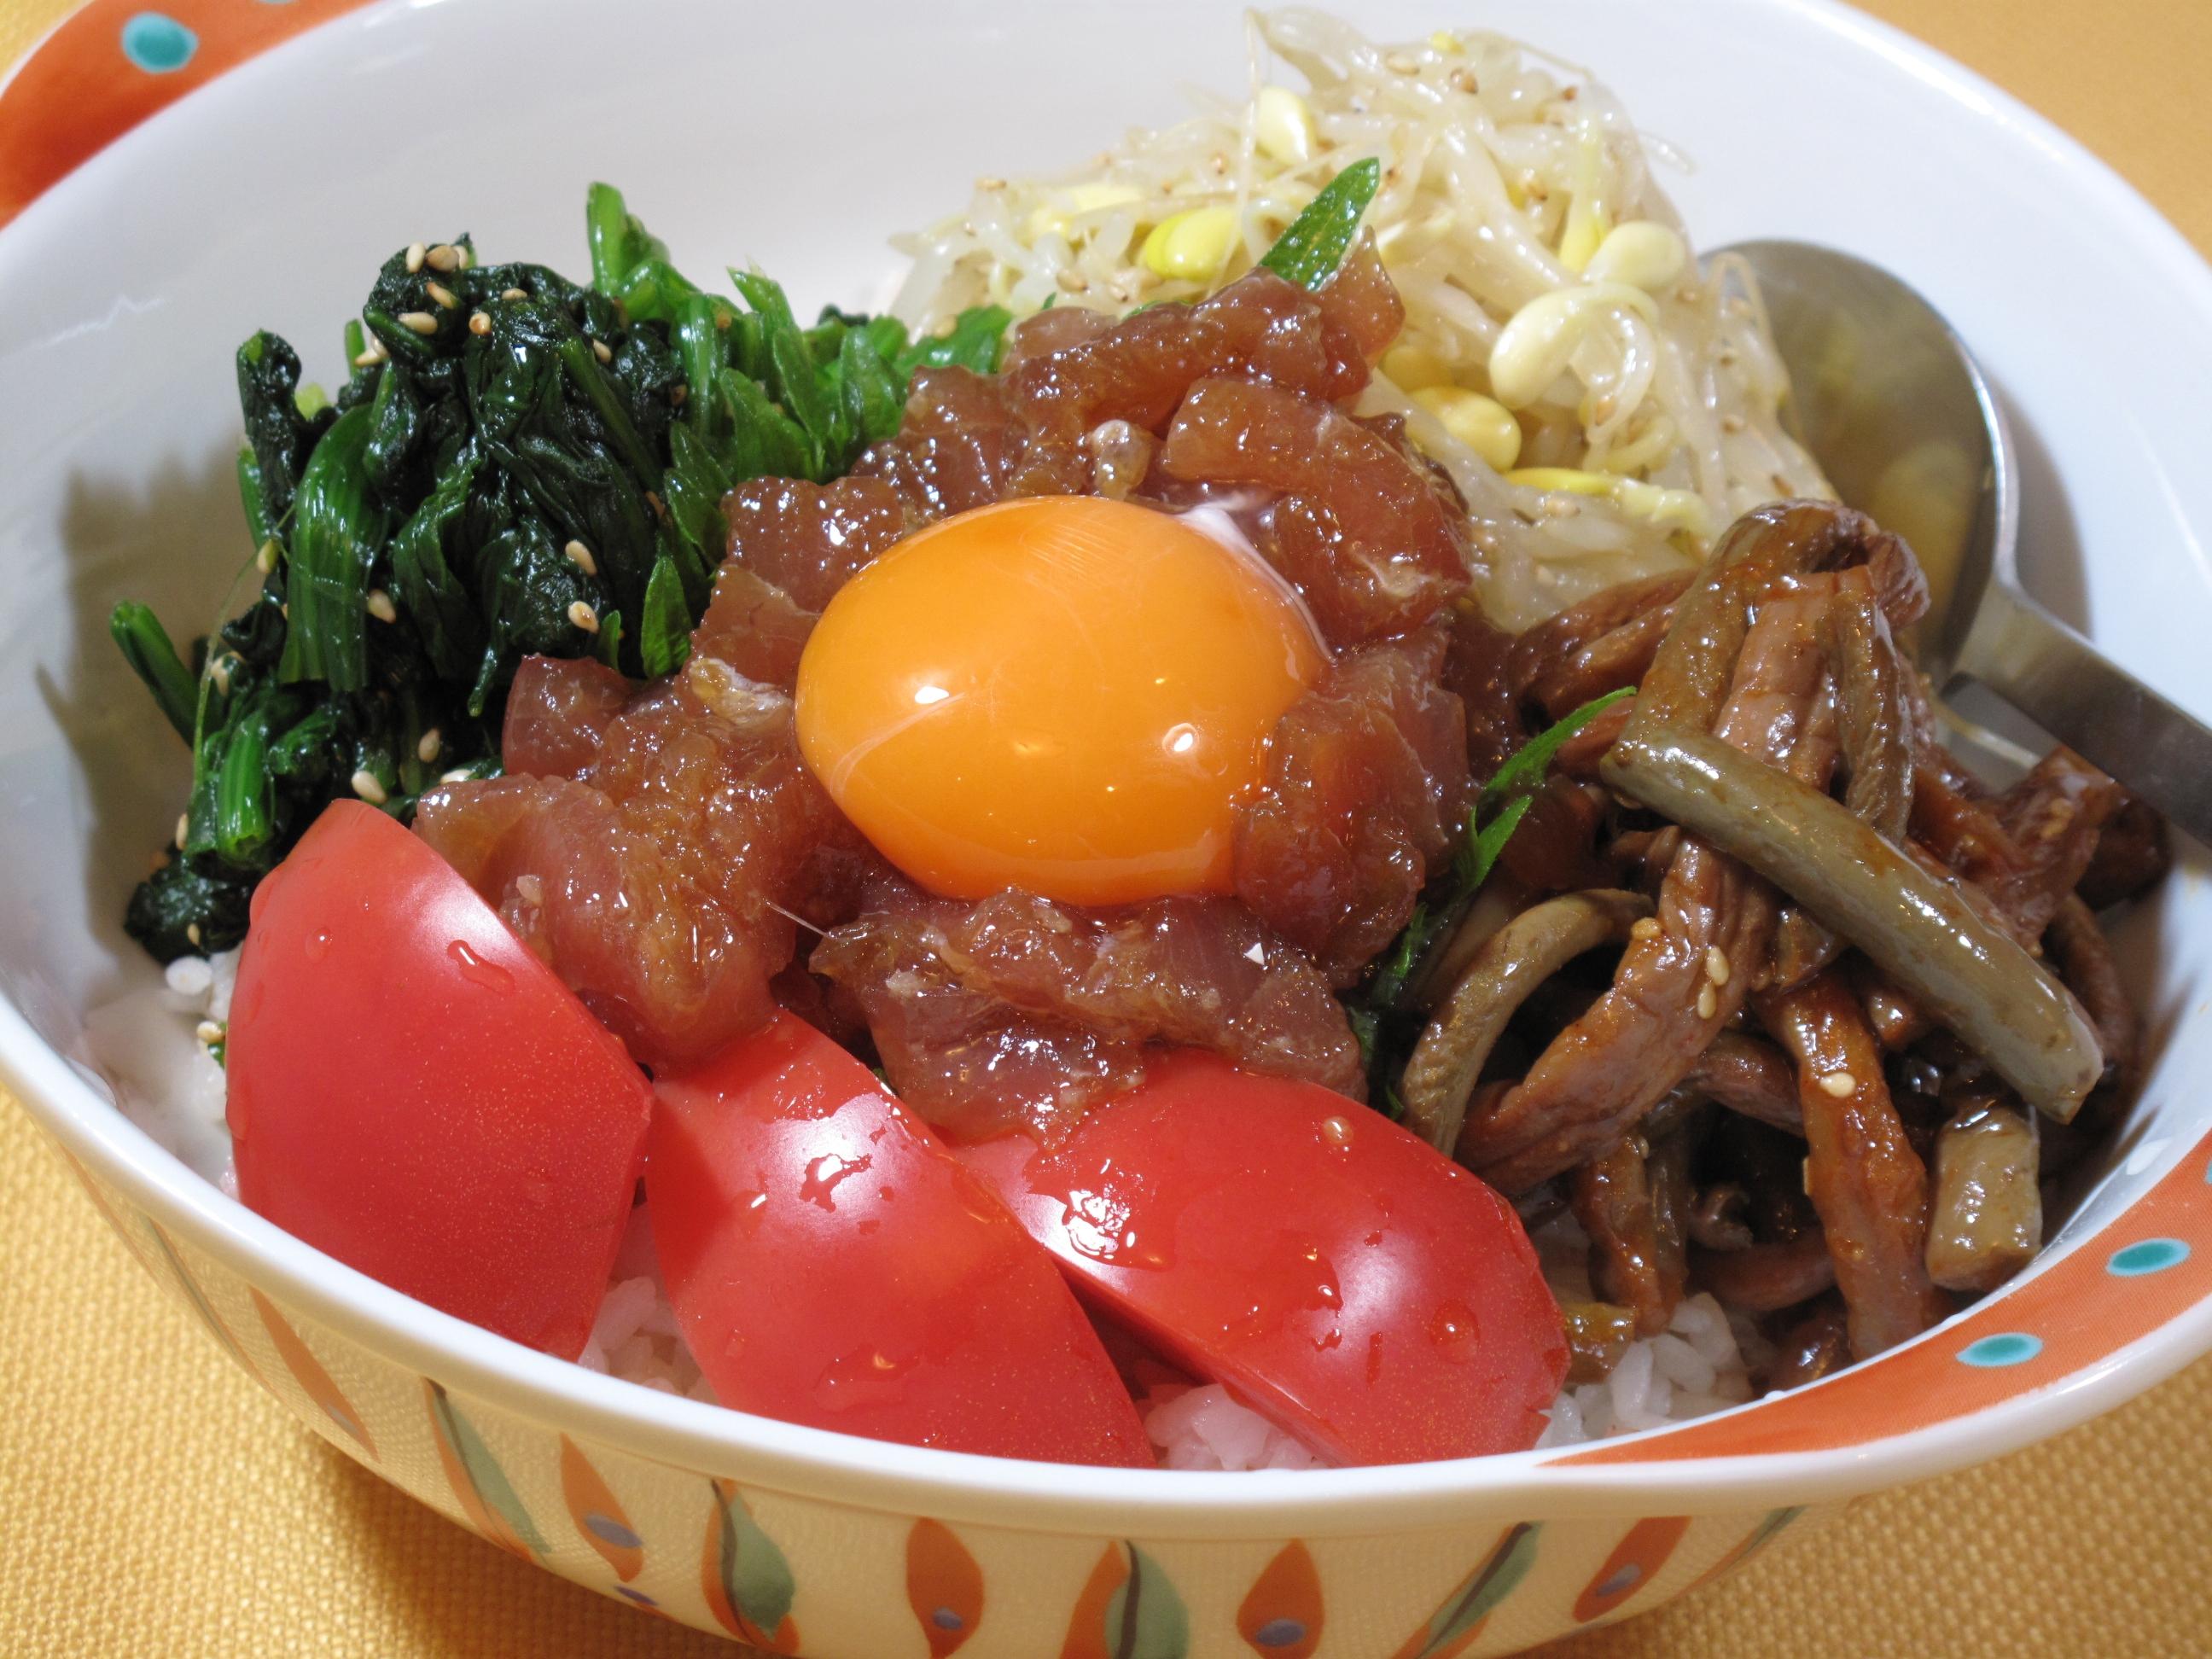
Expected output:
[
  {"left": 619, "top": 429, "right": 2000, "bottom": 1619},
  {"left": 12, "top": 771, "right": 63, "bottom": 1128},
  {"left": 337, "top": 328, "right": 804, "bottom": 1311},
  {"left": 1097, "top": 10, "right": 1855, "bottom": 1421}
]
[{"left": 1718, "top": 237, "right": 2212, "bottom": 841}]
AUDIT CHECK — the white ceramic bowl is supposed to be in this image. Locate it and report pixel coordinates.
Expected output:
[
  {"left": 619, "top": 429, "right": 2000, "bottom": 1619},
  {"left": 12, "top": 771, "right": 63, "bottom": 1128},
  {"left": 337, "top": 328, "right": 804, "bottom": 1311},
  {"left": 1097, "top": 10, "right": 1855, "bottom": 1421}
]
[{"left": 5, "top": 2, "right": 2212, "bottom": 1653}]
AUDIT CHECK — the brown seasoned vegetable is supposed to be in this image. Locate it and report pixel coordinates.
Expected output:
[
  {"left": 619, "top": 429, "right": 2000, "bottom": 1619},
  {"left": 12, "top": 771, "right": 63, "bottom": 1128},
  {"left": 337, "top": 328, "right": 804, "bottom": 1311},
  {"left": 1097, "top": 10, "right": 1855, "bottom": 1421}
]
[
  {"left": 1824, "top": 577, "right": 1915, "bottom": 845},
  {"left": 1685, "top": 1031, "right": 1804, "bottom": 1134},
  {"left": 1399, "top": 888, "right": 1650, "bottom": 1152},
  {"left": 1694, "top": 1229, "right": 1839, "bottom": 1312},
  {"left": 1569, "top": 1136, "right": 1685, "bottom": 1337},
  {"left": 1686, "top": 1181, "right": 1755, "bottom": 1252},
  {"left": 2078, "top": 793, "right": 2171, "bottom": 909},
  {"left": 1621, "top": 499, "right": 1926, "bottom": 736},
  {"left": 1765, "top": 1296, "right": 1852, "bottom": 1392},
  {"left": 1560, "top": 1301, "right": 1639, "bottom": 1385},
  {"left": 1758, "top": 974, "right": 1950, "bottom": 1358},
  {"left": 1461, "top": 581, "right": 1837, "bottom": 1192},
  {"left": 1924, "top": 1099, "right": 2041, "bottom": 1294},
  {"left": 2046, "top": 893, "right": 2139, "bottom": 1097},
  {"left": 1506, "top": 570, "right": 1690, "bottom": 716},
  {"left": 1605, "top": 724, "right": 2105, "bottom": 1122}
]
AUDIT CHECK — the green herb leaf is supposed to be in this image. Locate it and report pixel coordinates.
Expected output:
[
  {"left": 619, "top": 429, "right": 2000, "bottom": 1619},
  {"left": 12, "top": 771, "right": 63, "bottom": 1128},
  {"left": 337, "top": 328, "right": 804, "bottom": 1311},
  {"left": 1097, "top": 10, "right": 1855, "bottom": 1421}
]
[
  {"left": 593, "top": 608, "right": 626, "bottom": 672},
  {"left": 1258, "top": 158, "right": 1382, "bottom": 290},
  {"left": 730, "top": 269, "right": 833, "bottom": 473},
  {"left": 638, "top": 554, "right": 693, "bottom": 678},
  {"left": 276, "top": 405, "right": 387, "bottom": 694},
  {"left": 895, "top": 304, "right": 1012, "bottom": 377},
  {"left": 1460, "top": 794, "right": 1534, "bottom": 893},
  {"left": 1356, "top": 685, "right": 1635, "bottom": 1021},
  {"left": 834, "top": 325, "right": 907, "bottom": 451},
  {"left": 109, "top": 602, "right": 198, "bottom": 744},
  {"left": 611, "top": 255, "right": 706, "bottom": 327},
  {"left": 123, "top": 856, "right": 253, "bottom": 963},
  {"left": 386, "top": 447, "right": 486, "bottom": 683},
  {"left": 1477, "top": 685, "right": 1634, "bottom": 820},
  {"left": 584, "top": 181, "right": 667, "bottom": 294},
  {"left": 117, "top": 183, "right": 944, "bottom": 967},
  {"left": 236, "top": 448, "right": 275, "bottom": 553}
]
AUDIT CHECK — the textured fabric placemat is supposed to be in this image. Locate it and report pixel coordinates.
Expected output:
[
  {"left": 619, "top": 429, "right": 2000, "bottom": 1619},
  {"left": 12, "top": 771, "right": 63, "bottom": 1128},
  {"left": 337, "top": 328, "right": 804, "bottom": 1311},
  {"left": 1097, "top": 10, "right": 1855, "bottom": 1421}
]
[{"left": 5, "top": 0, "right": 2210, "bottom": 1652}]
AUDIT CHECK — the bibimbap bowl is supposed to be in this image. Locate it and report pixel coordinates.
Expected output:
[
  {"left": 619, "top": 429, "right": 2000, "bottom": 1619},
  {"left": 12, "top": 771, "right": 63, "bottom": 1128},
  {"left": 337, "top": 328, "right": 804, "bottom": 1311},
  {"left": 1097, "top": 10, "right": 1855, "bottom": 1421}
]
[{"left": 4, "top": 0, "right": 2212, "bottom": 1652}]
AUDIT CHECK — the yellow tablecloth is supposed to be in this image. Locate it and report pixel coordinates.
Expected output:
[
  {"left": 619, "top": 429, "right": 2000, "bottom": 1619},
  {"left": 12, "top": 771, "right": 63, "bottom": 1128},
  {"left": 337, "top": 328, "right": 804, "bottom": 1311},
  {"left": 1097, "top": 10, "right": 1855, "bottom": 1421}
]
[{"left": 4, "top": 1, "right": 2210, "bottom": 1652}]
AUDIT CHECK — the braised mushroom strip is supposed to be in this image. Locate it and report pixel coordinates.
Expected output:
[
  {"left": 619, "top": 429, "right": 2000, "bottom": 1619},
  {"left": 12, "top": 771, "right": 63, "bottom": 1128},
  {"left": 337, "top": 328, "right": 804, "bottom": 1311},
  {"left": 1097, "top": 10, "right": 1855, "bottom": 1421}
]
[{"left": 1365, "top": 497, "right": 2159, "bottom": 1383}]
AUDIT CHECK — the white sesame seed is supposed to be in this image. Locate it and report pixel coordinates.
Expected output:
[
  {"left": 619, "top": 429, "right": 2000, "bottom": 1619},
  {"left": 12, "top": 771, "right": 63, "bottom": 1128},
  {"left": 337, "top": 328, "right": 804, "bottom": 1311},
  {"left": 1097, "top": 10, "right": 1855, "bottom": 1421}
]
[
  {"left": 591, "top": 338, "right": 613, "bottom": 364},
  {"left": 1451, "top": 67, "right": 1479, "bottom": 93},
  {"left": 1630, "top": 916, "right": 1662, "bottom": 941},
  {"left": 186, "top": 923, "right": 202, "bottom": 947},
  {"left": 173, "top": 812, "right": 189, "bottom": 850},
  {"left": 1589, "top": 394, "right": 1617, "bottom": 424},
  {"left": 405, "top": 242, "right": 427, "bottom": 273},
  {"left": 416, "top": 728, "right": 442, "bottom": 765},
  {"left": 501, "top": 286, "right": 527, "bottom": 301},
  {"left": 1721, "top": 414, "right": 1747, "bottom": 434},
  {"left": 568, "top": 600, "right": 600, "bottom": 634},
  {"left": 468, "top": 311, "right": 492, "bottom": 335},
  {"left": 1385, "top": 49, "right": 1419, "bottom": 73},
  {"left": 439, "top": 766, "right": 473, "bottom": 784},
  {"left": 398, "top": 311, "right": 438, "bottom": 335},
  {"left": 425, "top": 242, "right": 460, "bottom": 272},
  {"left": 1695, "top": 981, "right": 1719, "bottom": 1021},
  {"left": 350, "top": 768, "right": 389, "bottom": 806},
  {"left": 364, "top": 588, "right": 398, "bottom": 624},
  {"left": 977, "top": 175, "right": 1006, "bottom": 190},
  {"left": 1705, "top": 946, "right": 1731, "bottom": 987},
  {"left": 207, "top": 655, "right": 231, "bottom": 695},
  {"left": 425, "top": 281, "right": 458, "bottom": 310},
  {"left": 563, "top": 539, "right": 598, "bottom": 576},
  {"left": 1819, "top": 1071, "right": 1857, "bottom": 1097},
  {"left": 195, "top": 1020, "right": 224, "bottom": 1046},
  {"left": 514, "top": 873, "right": 544, "bottom": 907},
  {"left": 256, "top": 538, "right": 278, "bottom": 573}
]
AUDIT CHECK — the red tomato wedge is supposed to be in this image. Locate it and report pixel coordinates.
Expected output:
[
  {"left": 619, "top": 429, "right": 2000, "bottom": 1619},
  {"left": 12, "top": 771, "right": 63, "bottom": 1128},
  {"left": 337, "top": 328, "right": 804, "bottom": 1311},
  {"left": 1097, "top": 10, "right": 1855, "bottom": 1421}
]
[
  {"left": 647, "top": 1015, "right": 1153, "bottom": 1466},
  {"left": 961, "top": 1053, "right": 1567, "bottom": 1464},
  {"left": 227, "top": 801, "right": 652, "bottom": 1358}
]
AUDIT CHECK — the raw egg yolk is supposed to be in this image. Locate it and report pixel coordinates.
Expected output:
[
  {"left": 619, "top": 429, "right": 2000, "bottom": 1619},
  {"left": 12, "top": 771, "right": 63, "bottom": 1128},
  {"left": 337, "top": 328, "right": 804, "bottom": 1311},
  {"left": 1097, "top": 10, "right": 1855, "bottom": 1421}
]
[{"left": 794, "top": 496, "right": 1327, "bottom": 905}]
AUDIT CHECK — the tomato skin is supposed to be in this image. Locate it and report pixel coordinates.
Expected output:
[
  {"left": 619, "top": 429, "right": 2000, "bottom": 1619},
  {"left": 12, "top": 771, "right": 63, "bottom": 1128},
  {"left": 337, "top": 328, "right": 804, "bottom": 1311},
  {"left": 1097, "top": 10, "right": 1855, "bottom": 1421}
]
[
  {"left": 227, "top": 801, "right": 652, "bottom": 1358},
  {"left": 961, "top": 1054, "right": 1567, "bottom": 1464},
  {"left": 647, "top": 1016, "right": 1153, "bottom": 1467}
]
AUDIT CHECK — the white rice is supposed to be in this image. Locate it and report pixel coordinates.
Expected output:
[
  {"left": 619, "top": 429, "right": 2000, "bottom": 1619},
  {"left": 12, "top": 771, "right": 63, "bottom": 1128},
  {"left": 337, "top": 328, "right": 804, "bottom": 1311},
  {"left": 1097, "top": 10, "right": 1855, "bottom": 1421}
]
[
  {"left": 1526, "top": 1207, "right": 1760, "bottom": 1447},
  {"left": 1142, "top": 1382, "right": 1325, "bottom": 1471},
  {"left": 84, "top": 948, "right": 239, "bottom": 1191},
  {"left": 574, "top": 1205, "right": 717, "bottom": 1403},
  {"left": 89, "top": 956, "right": 1755, "bottom": 1463}
]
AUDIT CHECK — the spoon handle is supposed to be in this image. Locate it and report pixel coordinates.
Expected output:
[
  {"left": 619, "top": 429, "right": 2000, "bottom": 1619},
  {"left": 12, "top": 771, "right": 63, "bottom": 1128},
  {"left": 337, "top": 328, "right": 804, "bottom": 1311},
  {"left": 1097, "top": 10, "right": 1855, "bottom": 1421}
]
[{"left": 1953, "top": 579, "right": 2212, "bottom": 845}]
